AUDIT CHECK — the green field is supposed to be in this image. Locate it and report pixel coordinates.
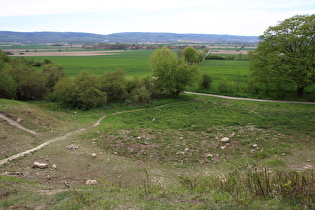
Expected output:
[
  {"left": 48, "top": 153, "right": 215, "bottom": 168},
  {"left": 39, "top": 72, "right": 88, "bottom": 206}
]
[{"left": 30, "top": 50, "right": 154, "bottom": 77}]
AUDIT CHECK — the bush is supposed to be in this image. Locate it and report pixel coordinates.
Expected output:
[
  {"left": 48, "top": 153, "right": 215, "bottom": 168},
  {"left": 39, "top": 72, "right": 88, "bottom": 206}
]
[
  {"left": 200, "top": 73, "right": 212, "bottom": 90},
  {"left": 54, "top": 72, "right": 107, "bottom": 110},
  {"left": 128, "top": 76, "right": 158, "bottom": 104},
  {"left": 101, "top": 70, "right": 128, "bottom": 102},
  {"left": 42, "top": 64, "right": 66, "bottom": 92},
  {"left": 0, "top": 70, "right": 17, "bottom": 99}
]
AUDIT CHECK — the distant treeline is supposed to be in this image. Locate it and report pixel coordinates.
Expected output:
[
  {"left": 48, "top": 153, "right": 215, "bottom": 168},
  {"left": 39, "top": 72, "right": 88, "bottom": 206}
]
[{"left": 84, "top": 43, "right": 207, "bottom": 50}]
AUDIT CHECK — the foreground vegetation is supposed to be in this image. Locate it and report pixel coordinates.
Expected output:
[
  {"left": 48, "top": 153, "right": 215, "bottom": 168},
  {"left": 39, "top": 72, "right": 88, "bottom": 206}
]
[{"left": 0, "top": 95, "right": 314, "bottom": 209}]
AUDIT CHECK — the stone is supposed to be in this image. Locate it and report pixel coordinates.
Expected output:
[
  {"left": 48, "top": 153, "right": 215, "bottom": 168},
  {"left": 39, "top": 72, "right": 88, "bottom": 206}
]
[
  {"left": 221, "top": 137, "right": 230, "bottom": 143},
  {"left": 32, "top": 161, "right": 48, "bottom": 169},
  {"left": 250, "top": 149, "right": 256, "bottom": 153},
  {"left": 66, "top": 144, "right": 80, "bottom": 149},
  {"left": 253, "top": 144, "right": 258, "bottom": 148},
  {"left": 92, "top": 153, "right": 97, "bottom": 158},
  {"left": 51, "top": 164, "right": 57, "bottom": 170},
  {"left": 85, "top": 179, "right": 98, "bottom": 185},
  {"left": 220, "top": 145, "right": 227, "bottom": 150}
]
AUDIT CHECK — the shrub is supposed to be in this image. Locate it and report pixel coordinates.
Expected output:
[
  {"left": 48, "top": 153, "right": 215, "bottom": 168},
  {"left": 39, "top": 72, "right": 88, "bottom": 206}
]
[
  {"left": 54, "top": 72, "right": 107, "bottom": 109},
  {"left": 0, "top": 70, "right": 17, "bottom": 99},
  {"left": 200, "top": 73, "right": 212, "bottom": 90},
  {"left": 101, "top": 70, "right": 128, "bottom": 102}
]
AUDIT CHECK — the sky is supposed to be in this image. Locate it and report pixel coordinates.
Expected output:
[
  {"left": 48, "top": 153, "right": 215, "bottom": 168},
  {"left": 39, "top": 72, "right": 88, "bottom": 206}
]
[{"left": 0, "top": 0, "right": 314, "bottom": 36}]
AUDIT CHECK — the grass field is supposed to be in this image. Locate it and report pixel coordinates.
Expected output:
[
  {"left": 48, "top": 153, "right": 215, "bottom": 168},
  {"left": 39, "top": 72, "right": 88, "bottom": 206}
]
[{"left": 30, "top": 50, "right": 154, "bottom": 77}]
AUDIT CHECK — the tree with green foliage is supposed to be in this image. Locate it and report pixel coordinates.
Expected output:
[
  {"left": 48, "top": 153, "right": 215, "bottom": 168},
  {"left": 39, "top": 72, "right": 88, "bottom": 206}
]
[
  {"left": 5, "top": 58, "right": 47, "bottom": 100},
  {"left": 183, "top": 47, "right": 197, "bottom": 65},
  {"left": 0, "top": 50, "right": 17, "bottom": 99},
  {"left": 42, "top": 63, "right": 65, "bottom": 92},
  {"left": 200, "top": 73, "right": 212, "bottom": 90},
  {"left": 249, "top": 14, "right": 315, "bottom": 97},
  {"left": 54, "top": 72, "right": 106, "bottom": 109},
  {"left": 100, "top": 70, "right": 127, "bottom": 102},
  {"left": 182, "top": 47, "right": 205, "bottom": 65},
  {"left": 150, "top": 48, "right": 198, "bottom": 98}
]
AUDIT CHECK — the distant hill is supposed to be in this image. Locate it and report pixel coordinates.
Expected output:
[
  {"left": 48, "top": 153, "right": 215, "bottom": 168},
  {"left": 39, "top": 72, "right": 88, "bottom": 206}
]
[{"left": 0, "top": 31, "right": 258, "bottom": 43}]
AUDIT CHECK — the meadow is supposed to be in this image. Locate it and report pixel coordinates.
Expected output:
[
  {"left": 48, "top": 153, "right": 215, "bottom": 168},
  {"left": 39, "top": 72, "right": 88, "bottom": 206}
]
[
  {"left": 29, "top": 49, "right": 154, "bottom": 78},
  {"left": 0, "top": 95, "right": 314, "bottom": 209}
]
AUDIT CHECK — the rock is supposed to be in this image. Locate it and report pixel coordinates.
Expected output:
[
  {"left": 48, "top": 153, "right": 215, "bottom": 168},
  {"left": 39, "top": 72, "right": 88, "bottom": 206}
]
[
  {"left": 51, "top": 164, "right": 57, "bottom": 170},
  {"left": 281, "top": 153, "right": 286, "bottom": 156},
  {"left": 253, "top": 144, "right": 258, "bottom": 148},
  {"left": 66, "top": 144, "right": 80, "bottom": 149},
  {"left": 33, "top": 161, "right": 48, "bottom": 169},
  {"left": 92, "top": 153, "right": 97, "bottom": 158},
  {"left": 220, "top": 145, "right": 227, "bottom": 150},
  {"left": 184, "top": 148, "right": 189, "bottom": 151},
  {"left": 85, "top": 179, "right": 98, "bottom": 185},
  {"left": 152, "top": 118, "right": 156, "bottom": 122},
  {"left": 221, "top": 137, "right": 230, "bottom": 143},
  {"left": 180, "top": 137, "right": 184, "bottom": 140},
  {"left": 250, "top": 149, "right": 256, "bottom": 153},
  {"left": 207, "top": 153, "right": 213, "bottom": 157}
]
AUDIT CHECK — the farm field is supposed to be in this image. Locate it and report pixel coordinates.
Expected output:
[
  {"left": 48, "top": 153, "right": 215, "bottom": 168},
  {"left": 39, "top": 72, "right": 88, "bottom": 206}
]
[{"left": 28, "top": 49, "right": 154, "bottom": 77}]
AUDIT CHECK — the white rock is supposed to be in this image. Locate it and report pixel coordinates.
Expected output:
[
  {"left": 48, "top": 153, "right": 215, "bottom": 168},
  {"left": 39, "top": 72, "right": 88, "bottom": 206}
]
[
  {"left": 253, "top": 144, "right": 258, "bottom": 148},
  {"left": 221, "top": 137, "right": 230, "bottom": 143},
  {"left": 51, "top": 164, "right": 57, "bottom": 170},
  {"left": 250, "top": 149, "right": 256, "bottom": 153},
  {"left": 221, "top": 145, "right": 227, "bottom": 150},
  {"left": 92, "top": 153, "right": 97, "bottom": 158},
  {"left": 184, "top": 148, "right": 189, "bottom": 151},
  {"left": 85, "top": 179, "right": 98, "bottom": 185},
  {"left": 33, "top": 161, "right": 48, "bottom": 169}
]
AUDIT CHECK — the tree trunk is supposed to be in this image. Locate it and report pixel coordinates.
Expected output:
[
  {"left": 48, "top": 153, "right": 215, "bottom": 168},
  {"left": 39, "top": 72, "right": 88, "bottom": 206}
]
[{"left": 297, "top": 87, "right": 305, "bottom": 97}]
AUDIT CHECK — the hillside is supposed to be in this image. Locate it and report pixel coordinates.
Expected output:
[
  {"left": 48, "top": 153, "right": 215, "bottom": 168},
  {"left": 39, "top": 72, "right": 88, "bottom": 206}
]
[
  {"left": 0, "top": 96, "right": 314, "bottom": 209},
  {"left": 0, "top": 31, "right": 258, "bottom": 43}
]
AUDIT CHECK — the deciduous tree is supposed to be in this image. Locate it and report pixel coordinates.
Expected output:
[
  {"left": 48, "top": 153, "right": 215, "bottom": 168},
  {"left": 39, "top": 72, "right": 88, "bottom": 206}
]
[
  {"left": 249, "top": 14, "right": 315, "bottom": 97},
  {"left": 150, "top": 48, "right": 198, "bottom": 98}
]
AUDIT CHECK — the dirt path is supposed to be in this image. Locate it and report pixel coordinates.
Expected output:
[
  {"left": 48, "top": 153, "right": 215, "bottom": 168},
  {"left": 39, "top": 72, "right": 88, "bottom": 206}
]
[
  {"left": 185, "top": 92, "right": 315, "bottom": 105},
  {"left": 0, "top": 113, "right": 38, "bottom": 135},
  {"left": 0, "top": 109, "right": 145, "bottom": 166}
]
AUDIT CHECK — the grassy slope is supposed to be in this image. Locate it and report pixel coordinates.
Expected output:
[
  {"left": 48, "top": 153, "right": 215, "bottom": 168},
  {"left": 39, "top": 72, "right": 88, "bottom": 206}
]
[{"left": 0, "top": 96, "right": 314, "bottom": 209}]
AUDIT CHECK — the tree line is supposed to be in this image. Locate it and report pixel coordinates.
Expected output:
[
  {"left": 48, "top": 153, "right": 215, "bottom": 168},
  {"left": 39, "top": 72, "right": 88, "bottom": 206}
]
[{"left": 0, "top": 47, "right": 210, "bottom": 110}]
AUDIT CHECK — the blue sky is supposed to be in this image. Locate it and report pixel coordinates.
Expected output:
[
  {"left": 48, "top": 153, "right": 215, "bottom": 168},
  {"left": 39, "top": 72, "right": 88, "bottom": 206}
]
[{"left": 1, "top": 0, "right": 314, "bottom": 36}]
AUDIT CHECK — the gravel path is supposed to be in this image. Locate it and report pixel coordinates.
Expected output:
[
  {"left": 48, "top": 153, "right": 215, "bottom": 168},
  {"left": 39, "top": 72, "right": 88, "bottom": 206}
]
[{"left": 185, "top": 92, "right": 315, "bottom": 105}]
